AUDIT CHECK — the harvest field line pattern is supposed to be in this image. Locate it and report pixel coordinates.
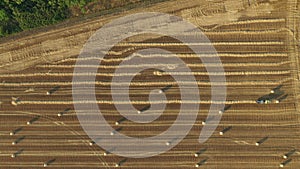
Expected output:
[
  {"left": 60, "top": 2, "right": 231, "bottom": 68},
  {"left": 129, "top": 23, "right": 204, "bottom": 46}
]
[{"left": 0, "top": 0, "right": 300, "bottom": 168}]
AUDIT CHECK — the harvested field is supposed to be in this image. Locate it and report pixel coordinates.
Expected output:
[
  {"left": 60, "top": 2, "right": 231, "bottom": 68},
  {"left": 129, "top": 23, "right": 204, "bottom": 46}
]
[{"left": 0, "top": 0, "right": 300, "bottom": 169}]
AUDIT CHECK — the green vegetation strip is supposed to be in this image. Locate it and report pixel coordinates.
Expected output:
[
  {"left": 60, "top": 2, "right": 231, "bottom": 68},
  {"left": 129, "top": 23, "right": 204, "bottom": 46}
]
[{"left": 0, "top": 0, "right": 169, "bottom": 38}]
